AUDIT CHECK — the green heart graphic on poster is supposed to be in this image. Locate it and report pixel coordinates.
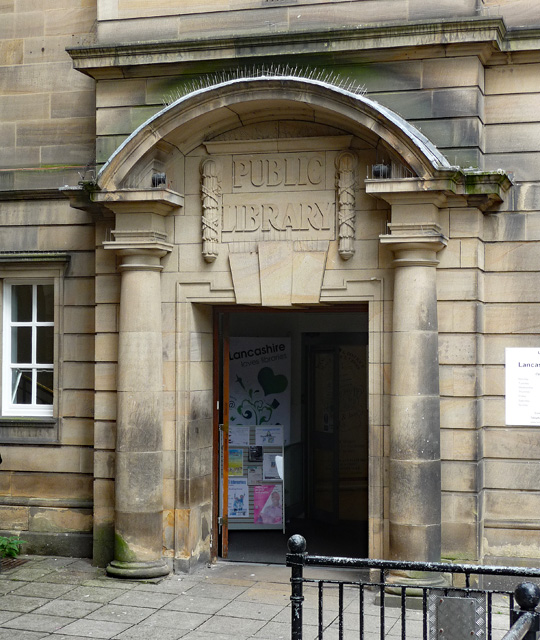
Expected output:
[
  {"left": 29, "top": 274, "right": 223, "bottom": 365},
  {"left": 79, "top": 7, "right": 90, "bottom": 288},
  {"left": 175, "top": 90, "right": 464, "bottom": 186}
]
[{"left": 258, "top": 367, "right": 288, "bottom": 396}]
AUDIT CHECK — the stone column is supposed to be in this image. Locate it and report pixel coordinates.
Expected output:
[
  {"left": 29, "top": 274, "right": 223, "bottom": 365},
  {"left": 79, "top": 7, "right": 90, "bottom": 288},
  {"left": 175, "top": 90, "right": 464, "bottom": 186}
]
[
  {"left": 106, "top": 247, "right": 170, "bottom": 578},
  {"left": 97, "top": 189, "right": 181, "bottom": 579},
  {"left": 380, "top": 227, "right": 447, "bottom": 569}
]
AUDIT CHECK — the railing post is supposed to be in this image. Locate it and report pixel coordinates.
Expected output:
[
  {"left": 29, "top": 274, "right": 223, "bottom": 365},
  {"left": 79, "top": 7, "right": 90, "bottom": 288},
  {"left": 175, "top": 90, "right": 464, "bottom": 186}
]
[
  {"left": 510, "top": 582, "right": 540, "bottom": 640},
  {"left": 287, "top": 534, "right": 307, "bottom": 640}
]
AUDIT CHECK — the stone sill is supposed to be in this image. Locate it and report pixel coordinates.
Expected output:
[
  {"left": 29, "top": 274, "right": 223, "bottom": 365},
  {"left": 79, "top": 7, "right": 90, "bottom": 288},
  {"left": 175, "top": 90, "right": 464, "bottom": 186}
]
[{"left": 0, "top": 418, "right": 59, "bottom": 444}]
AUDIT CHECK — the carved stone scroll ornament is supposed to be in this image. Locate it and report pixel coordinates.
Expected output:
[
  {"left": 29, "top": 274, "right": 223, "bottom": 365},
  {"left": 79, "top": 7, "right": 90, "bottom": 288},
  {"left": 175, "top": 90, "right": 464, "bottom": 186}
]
[
  {"left": 336, "top": 150, "right": 358, "bottom": 260},
  {"left": 201, "top": 158, "right": 222, "bottom": 262}
]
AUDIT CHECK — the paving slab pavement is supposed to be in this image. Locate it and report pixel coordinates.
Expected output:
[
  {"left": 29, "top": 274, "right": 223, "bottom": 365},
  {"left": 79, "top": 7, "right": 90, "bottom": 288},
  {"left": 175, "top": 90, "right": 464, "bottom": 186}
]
[{"left": 0, "top": 556, "right": 513, "bottom": 640}]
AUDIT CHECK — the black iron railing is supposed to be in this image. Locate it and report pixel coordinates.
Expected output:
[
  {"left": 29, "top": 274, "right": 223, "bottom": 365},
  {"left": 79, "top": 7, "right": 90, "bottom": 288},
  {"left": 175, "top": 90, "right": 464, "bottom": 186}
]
[{"left": 286, "top": 534, "right": 540, "bottom": 640}]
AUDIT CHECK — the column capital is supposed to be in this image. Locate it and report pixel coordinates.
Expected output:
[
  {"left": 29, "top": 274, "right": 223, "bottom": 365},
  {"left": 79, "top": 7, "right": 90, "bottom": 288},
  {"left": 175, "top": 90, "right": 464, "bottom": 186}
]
[
  {"left": 109, "top": 247, "right": 172, "bottom": 272},
  {"left": 380, "top": 223, "right": 447, "bottom": 267},
  {"left": 103, "top": 232, "right": 173, "bottom": 264},
  {"left": 97, "top": 188, "right": 178, "bottom": 263}
]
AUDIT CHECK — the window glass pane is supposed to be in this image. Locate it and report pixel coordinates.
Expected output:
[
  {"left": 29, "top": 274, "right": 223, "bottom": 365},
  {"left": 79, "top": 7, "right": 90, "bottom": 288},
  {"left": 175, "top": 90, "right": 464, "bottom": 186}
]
[
  {"left": 12, "top": 369, "right": 33, "bottom": 405},
  {"left": 11, "top": 326, "right": 32, "bottom": 364},
  {"left": 36, "top": 370, "right": 53, "bottom": 405},
  {"left": 37, "top": 285, "right": 54, "bottom": 322},
  {"left": 36, "top": 326, "right": 54, "bottom": 364},
  {"left": 11, "top": 285, "right": 32, "bottom": 322}
]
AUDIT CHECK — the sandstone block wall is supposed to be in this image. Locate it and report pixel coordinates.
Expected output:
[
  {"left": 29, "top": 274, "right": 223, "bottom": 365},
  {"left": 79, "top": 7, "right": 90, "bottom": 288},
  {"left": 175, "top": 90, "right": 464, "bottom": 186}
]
[
  {"left": 94, "top": 0, "right": 540, "bottom": 44},
  {"left": 0, "top": 0, "right": 96, "bottom": 192},
  {"left": 3, "top": 0, "right": 540, "bottom": 566},
  {"left": 0, "top": 199, "right": 96, "bottom": 556}
]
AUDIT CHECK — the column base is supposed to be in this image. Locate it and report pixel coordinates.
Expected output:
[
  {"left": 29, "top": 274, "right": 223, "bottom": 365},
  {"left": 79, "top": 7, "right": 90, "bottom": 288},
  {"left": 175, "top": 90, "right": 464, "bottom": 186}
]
[
  {"left": 385, "top": 570, "right": 448, "bottom": 596},
  {"left": 106, "top": 559, "right": 170, "bottom": 580}
]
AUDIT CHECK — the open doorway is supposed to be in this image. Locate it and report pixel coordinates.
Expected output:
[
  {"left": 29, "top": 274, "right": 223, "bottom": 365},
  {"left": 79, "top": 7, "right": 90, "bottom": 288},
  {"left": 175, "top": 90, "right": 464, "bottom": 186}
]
[{"left": 213, "top": 307, "right": 369, "bottom": 563}]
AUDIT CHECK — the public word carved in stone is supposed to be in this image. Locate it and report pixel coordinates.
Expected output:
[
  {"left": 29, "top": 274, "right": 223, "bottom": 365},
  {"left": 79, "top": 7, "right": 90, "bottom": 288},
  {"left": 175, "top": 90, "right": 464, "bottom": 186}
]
[
  {"left": 335, "top": 150, "right": 358, "bottom": 260},
  {"left": 201, "top": 158, "right": 222, "bottom": 262}
]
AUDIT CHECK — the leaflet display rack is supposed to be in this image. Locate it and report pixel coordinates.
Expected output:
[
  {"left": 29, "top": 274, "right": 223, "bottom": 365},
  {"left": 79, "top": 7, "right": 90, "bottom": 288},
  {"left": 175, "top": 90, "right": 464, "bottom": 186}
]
[{"left": 225, "top": 424, "right": 285, "bottom": 531}]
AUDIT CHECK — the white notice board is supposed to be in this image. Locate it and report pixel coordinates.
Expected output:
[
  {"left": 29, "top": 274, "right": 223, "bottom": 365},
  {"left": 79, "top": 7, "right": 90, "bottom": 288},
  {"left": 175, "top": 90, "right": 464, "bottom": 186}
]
[{"left": 505, "top": 348, "right": 540, "bottom": 425}]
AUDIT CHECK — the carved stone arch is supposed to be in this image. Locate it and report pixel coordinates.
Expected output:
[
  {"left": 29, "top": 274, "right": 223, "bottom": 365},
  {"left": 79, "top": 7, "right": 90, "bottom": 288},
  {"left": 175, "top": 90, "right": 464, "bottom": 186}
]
[{"left": 97, "top": 76, "right": 454, "bottom": 192}]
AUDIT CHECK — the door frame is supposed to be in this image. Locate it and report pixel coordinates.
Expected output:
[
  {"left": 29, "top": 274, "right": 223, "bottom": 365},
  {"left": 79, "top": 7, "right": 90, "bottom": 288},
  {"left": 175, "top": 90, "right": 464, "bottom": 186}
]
[{"left": 211, "top": 304, "right": 369, "bottom": 561}]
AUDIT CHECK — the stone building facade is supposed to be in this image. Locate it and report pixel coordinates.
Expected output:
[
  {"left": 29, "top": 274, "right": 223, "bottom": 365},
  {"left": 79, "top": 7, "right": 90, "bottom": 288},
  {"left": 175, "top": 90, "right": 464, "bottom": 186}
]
[{"left": 1, "top": 0, "right": 540, "bottom": 575}]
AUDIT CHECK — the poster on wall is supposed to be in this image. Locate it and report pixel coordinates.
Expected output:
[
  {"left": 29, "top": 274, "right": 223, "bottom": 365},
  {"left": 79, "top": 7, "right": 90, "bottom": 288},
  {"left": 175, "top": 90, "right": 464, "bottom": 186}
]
[
  {"left": 229, "top": 425, "right": 250, "bottom": 447},
  {"left": 263, "top": 453, "right": 282, "bottom": 480},
  {"left": 228, "top": 478, "right": 249, "bottom": 518},
  {"left": 247, "top": 465, "right": 263, "bottom": 485},
  {"left": 229, "top": 338, "right": 291, "bottom": 444},
  {"left": 505, "top": 347, "right": 540, "bottom": 425},
  {"left": 228, "top": 449, "right": 244, "bottom": 476},
  {"left": 255, "top": 426, "right": 284, "bottom": 447},
  {"left": 254, "top": 484, "right": 283, "bottom": 525}
]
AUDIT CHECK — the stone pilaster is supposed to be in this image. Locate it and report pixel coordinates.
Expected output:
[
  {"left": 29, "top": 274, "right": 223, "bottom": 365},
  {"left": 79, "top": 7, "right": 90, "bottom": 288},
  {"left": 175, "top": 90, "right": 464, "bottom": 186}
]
[
  {"left": 380, "top": 226, "right": 447, "bottom": 565},
  {"left": 96, "top": 189, "right": 180, "bottom": 579}
]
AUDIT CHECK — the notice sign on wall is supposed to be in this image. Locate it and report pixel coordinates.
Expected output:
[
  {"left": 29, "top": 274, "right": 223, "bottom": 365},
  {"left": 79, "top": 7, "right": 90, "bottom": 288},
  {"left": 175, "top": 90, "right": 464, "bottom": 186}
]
[
  {"left": 505, "top": 348, "right": 540, "bottom": 425},
  {"left": 229, "top": 337, "right": 291, "bottom": 444}
]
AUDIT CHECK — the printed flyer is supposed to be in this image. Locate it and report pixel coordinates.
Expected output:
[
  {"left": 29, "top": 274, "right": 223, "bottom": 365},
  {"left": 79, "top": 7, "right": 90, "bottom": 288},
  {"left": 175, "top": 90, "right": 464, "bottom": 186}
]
[
  {"left": 255, "top": 426, "right": 283, "bottom": 447},
  {"left": 229, "top": 425, "right": 250, "bottom": 447},
  {"left": 228, "top": 448, "right": 244, "bottom": 476},
  {"left": 228, "top": 478, "right": 248, "bottom": 518},
  {"left": 254, "top": 484, "right": 283, "bottom": 524},
  {"left": 263, "top": 453, "right": 282, "bottom": 480},
  {"left": 229, "top": 338, "right": 291, "bottom": 444},
  {"left": 247, "top": 465, "right": 263, "bottom": 485}
]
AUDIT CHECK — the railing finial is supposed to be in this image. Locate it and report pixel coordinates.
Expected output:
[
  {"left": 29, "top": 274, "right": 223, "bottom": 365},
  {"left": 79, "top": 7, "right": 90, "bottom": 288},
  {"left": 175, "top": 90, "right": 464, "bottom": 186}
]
[
  {"left": 515, "top": 582, "right": 540, "bottom": 611},
  {"left": 288, "top": 534, "right": 306, "bottom": 554}
]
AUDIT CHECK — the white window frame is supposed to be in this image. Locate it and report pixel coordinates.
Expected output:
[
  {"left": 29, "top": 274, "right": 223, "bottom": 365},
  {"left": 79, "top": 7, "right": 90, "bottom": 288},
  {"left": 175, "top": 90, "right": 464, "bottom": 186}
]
[{"left": 2, "top": 280, "right": 54, "bottom": 417}]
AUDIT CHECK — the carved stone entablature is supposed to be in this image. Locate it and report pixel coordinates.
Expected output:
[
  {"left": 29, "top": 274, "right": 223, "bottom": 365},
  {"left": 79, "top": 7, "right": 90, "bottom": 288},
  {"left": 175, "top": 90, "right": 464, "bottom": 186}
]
[
  {"left": 201, "top": 158, "right": 222, "bottom": 263},
  {"left": 200, "top": 136, "right": 363, "bottom": 260},
  {"left": 335, "top": 150, "right": 358, "bottom": 260}
]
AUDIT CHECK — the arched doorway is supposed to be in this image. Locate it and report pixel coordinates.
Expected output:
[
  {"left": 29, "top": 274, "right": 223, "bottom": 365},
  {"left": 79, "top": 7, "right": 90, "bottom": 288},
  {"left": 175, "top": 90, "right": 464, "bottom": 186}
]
[{"left": 75, "top": 73, "right": 509, "bottom": 575}]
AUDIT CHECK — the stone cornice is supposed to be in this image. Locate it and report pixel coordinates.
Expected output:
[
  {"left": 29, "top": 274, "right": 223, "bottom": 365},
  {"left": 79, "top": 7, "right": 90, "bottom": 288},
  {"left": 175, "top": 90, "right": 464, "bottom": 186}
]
[
  {"left": 366, "top": 170, "right": 513, "bottom": 211},
  {"left": 92, "top": 188, "right": 184, "bottom": 214},
  {"left": 0, "top": 189, "right": 67, "bottom": 202},
  {"left": 67, "top": 18, "right": 509, "bottom": 78}
]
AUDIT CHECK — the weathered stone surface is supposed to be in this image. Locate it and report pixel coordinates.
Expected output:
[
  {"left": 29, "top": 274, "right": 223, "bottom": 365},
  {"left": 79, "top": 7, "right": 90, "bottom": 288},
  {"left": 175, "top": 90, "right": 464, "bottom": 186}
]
[
  {"left": 423, "top": 56, "right": 483, "bottom": 90},
  {"left": 63, "top": 306, "right": 95, "bottom": 334},
  {"left": 485, "top": 489, "right": 540, "bottom": 521},
  {"left": 0, "top": 446, "right": 92, "bottom": 474},
  {"left": 96, "top": 78, "right": 147, "bottom": 108},
  {"left": 96, "top": 105, "right": 159, "bottom": 136},
  {"left": 62, "top": 362, "right": 94, "bottom": 390},
  {"left": 485, "top": 303, "right": 540, "bottom": 333},
  {"left": 62, "top": 390, "right": 94, "bottom": 418},
  {"left": 441, "top": 428, "right": 477, "bottom": 461},
  {"left": 29, "top": 507, "right": 92, "bottom": 533},
  {"left": 11, "top": 472, "right": 92, "bottom": 499},
  {"left": 484, "top": 428, "right": 540, "bottom": 460},
  {"left": 485, "top": 460, "right": 540, "bottom": 491},
  {"left": 0, "top": 505, "right": 29, "bottom": 530},
  {"left": 94, "top": 421, "right": 116, "bottom": 450},
  {"left": 439, "top": 365, "right": 478, "bottom": 397},
  {"left": 486, "top": 63, "right": 540, "bottom": 95},
  {"left": 412, "top": 117, "right": 482, "bottom": 150},
  {"left": 484, "top": 152, "right": 540, "bottom": 182},
  {"left": 487, "top": 123, "right": 540, "bottom": 154},
  {"left": 442, "top": 460, "right": 477, "bottom": 492},
  {"left": 485, "top": 242, "right": 540, "bottom": 271},
  {"left": 437, "top": 270, "right": 479, "bottom": 300},
  {"left": 438, "top": 301, "right": 479, "bottom": 332}
]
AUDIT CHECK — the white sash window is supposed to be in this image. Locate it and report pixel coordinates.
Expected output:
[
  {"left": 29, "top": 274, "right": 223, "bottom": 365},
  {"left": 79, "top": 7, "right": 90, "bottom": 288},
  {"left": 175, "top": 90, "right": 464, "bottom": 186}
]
[{"left": 2, "top": 281, "right": 54, "bottom": 417}]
